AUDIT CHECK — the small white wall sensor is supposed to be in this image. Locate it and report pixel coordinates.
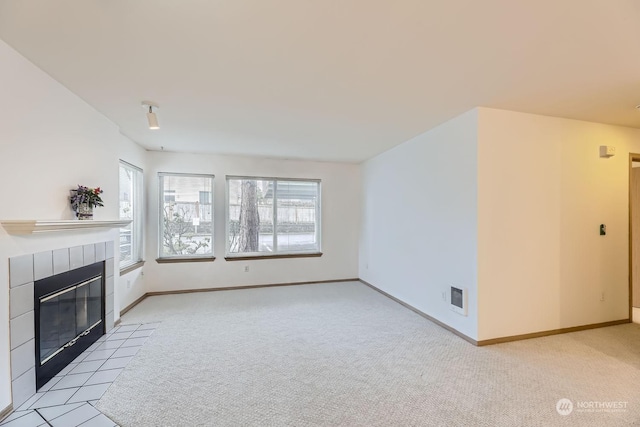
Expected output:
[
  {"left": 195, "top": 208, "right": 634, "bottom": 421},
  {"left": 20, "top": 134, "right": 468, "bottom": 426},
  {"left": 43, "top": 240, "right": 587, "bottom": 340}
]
[{"left": 599, "top": 146, "right": 616, "bottom": 157}]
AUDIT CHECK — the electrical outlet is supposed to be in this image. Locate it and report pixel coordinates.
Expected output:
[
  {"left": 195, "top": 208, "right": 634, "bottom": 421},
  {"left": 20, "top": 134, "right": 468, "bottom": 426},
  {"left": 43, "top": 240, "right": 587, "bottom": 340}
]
[
  {"left": 441, "top": 291, "right": 447, "bottom": 302},
  {"left": 600, "top": 291, "right": 605, "bottom": 302},
  {"left": 127, "top": 280, "right": 131, "bottom": 289},
  {"left": 244, "top": 265, "right": 250, "bottom": 273}
]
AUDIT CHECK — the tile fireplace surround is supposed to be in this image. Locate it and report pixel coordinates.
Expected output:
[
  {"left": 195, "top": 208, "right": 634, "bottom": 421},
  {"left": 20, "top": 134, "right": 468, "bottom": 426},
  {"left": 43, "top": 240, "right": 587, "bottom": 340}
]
[{"left": 8, "top": 241, "right": 116, "bottom": 409}]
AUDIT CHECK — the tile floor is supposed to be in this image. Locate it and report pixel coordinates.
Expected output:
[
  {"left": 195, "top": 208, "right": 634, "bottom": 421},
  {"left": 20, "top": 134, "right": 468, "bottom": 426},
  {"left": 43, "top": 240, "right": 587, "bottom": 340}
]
[{"left": 0, "top": 322, "right": 159, "bottom": 427}]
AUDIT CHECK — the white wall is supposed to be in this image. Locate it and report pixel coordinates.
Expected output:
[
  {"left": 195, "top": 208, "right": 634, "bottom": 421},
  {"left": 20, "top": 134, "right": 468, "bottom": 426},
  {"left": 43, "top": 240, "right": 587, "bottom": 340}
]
[
  {"left": 477, "top": 108, "right": 640, "bottom": 340},
  {"left": 359, "top": 110, "right": 479, "bottom": 340},
  {"left": 143, "top": 152, "right": 360, "bottom": 292},
  {"left": 0, "top": 40, "right": 144, "bottom": 410}
]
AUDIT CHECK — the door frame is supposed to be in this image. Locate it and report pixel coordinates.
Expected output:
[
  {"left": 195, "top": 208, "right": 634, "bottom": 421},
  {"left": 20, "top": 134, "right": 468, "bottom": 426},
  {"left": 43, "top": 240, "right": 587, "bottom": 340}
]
[{"left": 628, "top": 153, "right": 640, "bottom": 321}]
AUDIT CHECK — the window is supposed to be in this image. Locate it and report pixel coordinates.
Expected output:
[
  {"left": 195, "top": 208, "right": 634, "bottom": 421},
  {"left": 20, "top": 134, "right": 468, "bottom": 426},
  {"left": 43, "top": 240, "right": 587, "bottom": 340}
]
[
  {"left": 226, "top": 177, "right": 321, "bottom": 257},
  {"left": 164, "top": 190, "right": 176, "bottom": 203},
  {"left": 199, "top": 191, "right": 210, "bottom": 205},
  {"left": 119, "top": 161, "right": 144, "bottom": 270},
  {"left": 159, "top": 173, "right": 214, "bottom": 260}
]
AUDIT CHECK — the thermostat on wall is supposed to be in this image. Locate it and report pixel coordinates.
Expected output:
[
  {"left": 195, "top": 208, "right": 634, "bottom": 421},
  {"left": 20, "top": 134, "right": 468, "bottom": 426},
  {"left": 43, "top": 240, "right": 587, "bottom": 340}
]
[
  {"left": 599, "top": 146, "right": 616, "bottom": 157},
  {"left": 450, "top": 286, "right": 468, "bottom": 316}
]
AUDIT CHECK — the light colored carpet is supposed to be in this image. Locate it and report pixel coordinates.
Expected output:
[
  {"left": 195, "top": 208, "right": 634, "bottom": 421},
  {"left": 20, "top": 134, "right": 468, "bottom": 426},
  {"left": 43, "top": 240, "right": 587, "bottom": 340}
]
[{"left": 97, "top": 281, "right": 640, "bottom": 426}]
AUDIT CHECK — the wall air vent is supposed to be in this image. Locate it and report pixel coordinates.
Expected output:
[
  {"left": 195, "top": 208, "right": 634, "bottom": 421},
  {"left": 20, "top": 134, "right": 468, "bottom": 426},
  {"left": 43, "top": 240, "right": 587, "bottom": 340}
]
[{"left": 450, "top": 286, "right": 468, "bottom": 316}]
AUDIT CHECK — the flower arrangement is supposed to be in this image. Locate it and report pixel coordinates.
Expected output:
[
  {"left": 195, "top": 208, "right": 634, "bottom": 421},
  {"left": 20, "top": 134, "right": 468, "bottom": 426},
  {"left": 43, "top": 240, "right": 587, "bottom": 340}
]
[{"left": 70, "top": 185, "right": 104, "bottom": 210}]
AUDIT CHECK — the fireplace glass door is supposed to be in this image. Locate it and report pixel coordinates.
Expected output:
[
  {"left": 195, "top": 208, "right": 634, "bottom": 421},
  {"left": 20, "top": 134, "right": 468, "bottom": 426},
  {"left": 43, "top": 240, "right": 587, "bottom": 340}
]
[
  {"left": 39, "top": 276, "right": 102, "bottom": 365},
  {"left": 35, "top": 261, "right": 105, "bottom": 389}
]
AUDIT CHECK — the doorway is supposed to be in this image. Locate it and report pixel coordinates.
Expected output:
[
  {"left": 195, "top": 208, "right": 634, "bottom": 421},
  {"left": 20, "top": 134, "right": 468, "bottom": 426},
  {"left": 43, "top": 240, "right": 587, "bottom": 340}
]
[{"left": 629, "top": 154, "right": 640, "bottom": 323}]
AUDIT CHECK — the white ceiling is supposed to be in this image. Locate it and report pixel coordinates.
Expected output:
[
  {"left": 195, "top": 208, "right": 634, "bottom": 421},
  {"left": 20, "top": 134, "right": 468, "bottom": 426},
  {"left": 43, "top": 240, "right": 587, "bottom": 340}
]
[{"left": 1, "top": 1, "right": 639, "bottom": 163}]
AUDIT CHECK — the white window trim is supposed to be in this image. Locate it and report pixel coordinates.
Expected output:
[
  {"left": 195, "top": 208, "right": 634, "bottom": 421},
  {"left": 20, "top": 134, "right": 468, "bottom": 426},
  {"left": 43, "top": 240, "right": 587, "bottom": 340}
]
[
  {"left": 225, "top": 175, "right": 322, "bottom": 258},
  {"left": 119, "top": 160, "right": 144, "bottom": 271}
]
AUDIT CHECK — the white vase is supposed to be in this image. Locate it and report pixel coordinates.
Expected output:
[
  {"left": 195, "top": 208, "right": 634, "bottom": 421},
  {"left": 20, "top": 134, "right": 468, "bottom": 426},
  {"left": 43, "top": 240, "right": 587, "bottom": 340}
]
[{"left": 77, "top": 203, "right": 94, "bottom": 220}]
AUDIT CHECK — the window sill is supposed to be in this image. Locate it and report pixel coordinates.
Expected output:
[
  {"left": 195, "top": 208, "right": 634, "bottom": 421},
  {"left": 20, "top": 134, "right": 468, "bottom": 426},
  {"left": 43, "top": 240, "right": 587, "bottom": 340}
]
[
  {"left": 224, "top": 252, "right": 322, "bottom": 261},
  {"left": 120, "top": 260, "right": 145, "bottom": 276},
  {"left": 156, "top": 256, "right": 216, "bottom": 264}
]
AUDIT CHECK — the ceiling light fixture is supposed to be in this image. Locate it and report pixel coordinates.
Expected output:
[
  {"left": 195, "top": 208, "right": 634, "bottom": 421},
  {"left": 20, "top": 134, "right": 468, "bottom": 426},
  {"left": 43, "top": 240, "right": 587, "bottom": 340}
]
[{"left": 141, "top": 101, "right": 160, "bottom": 130}]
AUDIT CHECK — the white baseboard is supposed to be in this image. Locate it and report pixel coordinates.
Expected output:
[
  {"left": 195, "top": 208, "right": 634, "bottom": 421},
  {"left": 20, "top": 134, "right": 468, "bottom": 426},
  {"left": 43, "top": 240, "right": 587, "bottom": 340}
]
[{"left": 0, "top": 403, "right": 13, "bottom": 423}]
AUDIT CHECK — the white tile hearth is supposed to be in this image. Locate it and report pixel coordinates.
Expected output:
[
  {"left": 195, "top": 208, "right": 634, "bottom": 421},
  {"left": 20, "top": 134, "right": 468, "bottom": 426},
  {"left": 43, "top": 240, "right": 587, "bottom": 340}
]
[
  {"left": 113, "top": 324, "right": 136, "bottom": 332},
  {"left": 72, "top": 352, "right": 90, "bottom": 364},
  {"left": 110, "top": 347, "right": 139, "bottom": 359},
  {"left": 37, "top": 403, "right": 83, "bottom": 420},
  {"left": 93, "top": 341, "right": 125, "bottom": 351},
  {"left": 98, "top": 357, "right": 134, "bottom": 372},
  {"left": 67, "top": 383, "right": 112, "bottom": 404},
  {"left": 57, "top": 363, "right": 78, "bottom": 377},
  {"left": 69, "top": 361, "right": 110, "bottom": 376},
  {"left": 29, "top": 389, "right": 78, "bottom": 409},
  {"left": 129, "top": 329, "right": 154, "bottom": 339},
  {"left": 50, "top": 373, "right": 93, "bottom": 391},
  {"left": 0, "top": 410, "right": 47, "bottom": 427},
  {"left": 120, "top": 338, "right": 148, "bottom": 348},
  {"left": 0, "top": 323, "right": 158, "bottom": 427},
  {"left": 83, "top": 349, "right": 116, "bottom": 362},
  {"left": 37, "top": 377, "right": 61, "bottom": 393},
  {"left": 48, "top": 403, "right": 101, "bottom": 427},
  {"left": 137, "top": 322, "right": 160, "bottom": 330},
  {"left": 84, "top": 370, "right": 123, "bottom": 387},
  {"left": 105, "top": 332, "right": 133, "bottom": 342}
]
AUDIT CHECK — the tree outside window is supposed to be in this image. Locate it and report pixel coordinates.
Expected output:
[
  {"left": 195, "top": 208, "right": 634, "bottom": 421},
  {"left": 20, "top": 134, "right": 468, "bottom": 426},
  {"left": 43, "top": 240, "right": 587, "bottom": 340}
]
[{"left": 227, "top": 177, "right": 320, "bottom": 256}]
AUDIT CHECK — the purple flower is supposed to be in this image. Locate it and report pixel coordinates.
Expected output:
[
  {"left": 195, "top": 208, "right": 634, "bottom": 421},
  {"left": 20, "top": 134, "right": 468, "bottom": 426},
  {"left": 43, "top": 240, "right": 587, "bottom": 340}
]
[{"left": 70, "top": 185, "right": 104, "bottom": 209}]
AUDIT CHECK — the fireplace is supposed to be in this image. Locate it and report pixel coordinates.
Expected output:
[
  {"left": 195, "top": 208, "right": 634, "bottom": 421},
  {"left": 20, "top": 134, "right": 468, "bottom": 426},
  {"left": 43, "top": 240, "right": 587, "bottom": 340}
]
[
  {"left": 8, "top": 240, "right": 117, "bottom": 408},
  {"left": 34, "top": 261, "right": 105, "bottom": 389}
]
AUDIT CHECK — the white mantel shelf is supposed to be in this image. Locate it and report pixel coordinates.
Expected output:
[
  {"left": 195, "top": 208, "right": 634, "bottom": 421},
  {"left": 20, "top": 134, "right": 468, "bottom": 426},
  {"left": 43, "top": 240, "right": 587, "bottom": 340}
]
[{"left": 0, "top": 219, "right": 131, "bottom": 235}]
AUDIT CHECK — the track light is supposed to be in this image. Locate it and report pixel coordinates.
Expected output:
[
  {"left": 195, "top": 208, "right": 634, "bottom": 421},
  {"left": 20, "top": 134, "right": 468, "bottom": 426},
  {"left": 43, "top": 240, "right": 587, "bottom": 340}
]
[
  {"left": 141, "top": 101, "right": 160, "bottom": 130},
  {"left": 147, "top": 109, "right": 159, "bottom": 129}
]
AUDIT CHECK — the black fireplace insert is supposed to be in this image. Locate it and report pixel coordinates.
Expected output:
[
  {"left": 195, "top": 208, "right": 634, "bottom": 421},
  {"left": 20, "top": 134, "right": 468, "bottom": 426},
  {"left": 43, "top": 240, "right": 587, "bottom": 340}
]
[{"left": 34, "top": 261, "right": 105, "bottom": 389}]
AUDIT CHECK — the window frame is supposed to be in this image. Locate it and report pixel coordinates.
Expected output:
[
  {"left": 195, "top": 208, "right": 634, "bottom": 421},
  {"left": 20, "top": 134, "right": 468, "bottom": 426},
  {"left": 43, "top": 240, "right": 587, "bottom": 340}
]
[
  {"left": 119, "top": 160, "right": 144, "bottom": 273},
  {"left": 157, "top": 172, "right": 215, "bottom": 263},
  {"left": 225, "top": 175, "right": 322, "bottom": 260}
]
